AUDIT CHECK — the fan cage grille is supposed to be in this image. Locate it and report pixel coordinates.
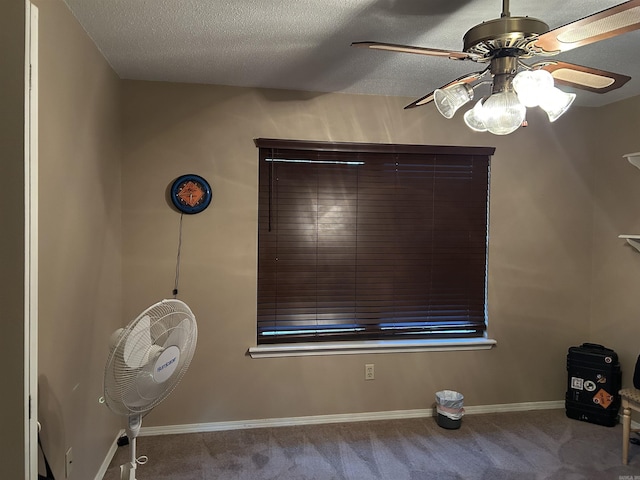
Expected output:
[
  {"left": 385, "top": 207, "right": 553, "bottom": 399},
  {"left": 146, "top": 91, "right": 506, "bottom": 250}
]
[{"left": 103, "top": 299, "right": 198, "bottom": 416}]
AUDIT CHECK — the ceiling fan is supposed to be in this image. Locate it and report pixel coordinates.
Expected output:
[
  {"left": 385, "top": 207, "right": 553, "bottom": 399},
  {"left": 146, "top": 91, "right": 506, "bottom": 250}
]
[{"left": 352, "top": 0, "right": 640, "bottom": 134}]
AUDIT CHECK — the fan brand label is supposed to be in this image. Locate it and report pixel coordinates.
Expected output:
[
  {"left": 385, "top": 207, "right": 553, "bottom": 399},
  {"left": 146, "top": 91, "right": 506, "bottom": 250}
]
[
  {"left": 157, "top": 357, "right": 177, "bottom": 372},
  {"left": 154, "top": 345, "right": 181, "bottom": 383}
]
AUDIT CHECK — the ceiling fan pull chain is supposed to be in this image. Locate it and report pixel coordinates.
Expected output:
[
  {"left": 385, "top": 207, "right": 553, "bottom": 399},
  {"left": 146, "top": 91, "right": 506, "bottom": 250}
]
[{"left": 173, "top": 213, "right": 184, "bottom": 298}]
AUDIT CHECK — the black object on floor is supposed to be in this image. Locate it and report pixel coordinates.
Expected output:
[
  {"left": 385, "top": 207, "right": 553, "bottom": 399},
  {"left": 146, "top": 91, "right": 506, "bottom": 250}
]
[{"left": 566, "top": 342, "right": 621, "bottom": 427}]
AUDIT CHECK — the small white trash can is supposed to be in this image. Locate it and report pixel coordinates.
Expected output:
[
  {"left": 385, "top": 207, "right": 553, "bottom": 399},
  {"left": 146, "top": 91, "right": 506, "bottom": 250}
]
[{"left": 435, "top": 390, "right": 464, "bottom": 429}]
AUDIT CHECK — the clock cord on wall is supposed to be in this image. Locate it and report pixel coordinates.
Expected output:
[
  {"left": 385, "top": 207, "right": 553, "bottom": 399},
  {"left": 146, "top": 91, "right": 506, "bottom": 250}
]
[{"left": 173, "top": 212, "right": 184, "bottom": 298}]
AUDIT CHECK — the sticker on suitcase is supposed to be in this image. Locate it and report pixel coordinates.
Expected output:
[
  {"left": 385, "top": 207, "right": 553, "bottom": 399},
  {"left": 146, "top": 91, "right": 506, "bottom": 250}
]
[
  {"left": 571, "top": 377, "right": 584, "bottom": 390},
  {"left": 584, "top": 380, "right": 596, "bottom": 392},
  {"left": 592, "top": 388, "right": 614, "bottom": 409}
]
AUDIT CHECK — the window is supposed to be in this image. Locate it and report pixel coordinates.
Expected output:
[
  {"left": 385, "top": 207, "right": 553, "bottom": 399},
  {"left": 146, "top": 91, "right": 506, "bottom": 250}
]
[{"left": 256, "top": 139, "right": 494, "bottom": 345}]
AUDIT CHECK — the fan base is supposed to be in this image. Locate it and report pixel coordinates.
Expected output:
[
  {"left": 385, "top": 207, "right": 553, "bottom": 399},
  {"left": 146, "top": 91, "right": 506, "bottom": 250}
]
[{"left": 120, "top": 461, "right": 136, "bottom": 480}]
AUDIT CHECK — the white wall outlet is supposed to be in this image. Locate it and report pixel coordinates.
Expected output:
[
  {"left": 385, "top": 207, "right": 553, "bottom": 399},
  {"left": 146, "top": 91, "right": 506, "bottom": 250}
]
[
  {"left": 65, "top": 447, "right": 73, "bottom": 478},
  {"left": 365, "top": 363, "right": 375, "bottom": 380}
]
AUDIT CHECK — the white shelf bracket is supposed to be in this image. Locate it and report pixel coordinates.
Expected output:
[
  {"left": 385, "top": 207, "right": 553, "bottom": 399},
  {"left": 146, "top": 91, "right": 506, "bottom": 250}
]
[
  {"left": 619, "top": 235, "right": 640, "bottom": 253},
  {"left": 619, "top": 155, "right": 640, "bottom": 253},
  {"left": 623, "top": 152, "right": 640, "bottom": 170}
]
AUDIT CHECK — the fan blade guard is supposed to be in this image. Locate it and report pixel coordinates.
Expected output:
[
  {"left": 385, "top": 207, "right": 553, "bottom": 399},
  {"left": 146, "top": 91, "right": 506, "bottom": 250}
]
[{"left": 103, "top": 299, "right": 198, "bottom": 416}]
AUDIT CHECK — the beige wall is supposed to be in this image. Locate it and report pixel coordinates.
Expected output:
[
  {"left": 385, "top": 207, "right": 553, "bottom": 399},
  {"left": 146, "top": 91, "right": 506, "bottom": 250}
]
[
  {"left": 31, "top": 3, "right": 640, "bottom": 477},
  {"left": 0, "top": 1, "right": 26, "bottom": 478},
  {"left": 591, "top": 94, "right": 640, "bottom": 387},
  {"left": 34, "top": 0, "right": 122, "bottom": 478},
  {"left": 121, "top": 80, "right": 597, "bottom": 427}
]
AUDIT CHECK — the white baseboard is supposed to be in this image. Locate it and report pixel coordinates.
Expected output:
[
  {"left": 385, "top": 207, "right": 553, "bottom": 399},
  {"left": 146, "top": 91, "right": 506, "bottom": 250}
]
[
  {"left": 464, "top": 400, "right": 564, "bottom": 415},
  {"left": 138, "top": 400, "right": 566, "bottom": 437},
  {"left": 94, "top": 429, "right": 124, "bottom": 480}
]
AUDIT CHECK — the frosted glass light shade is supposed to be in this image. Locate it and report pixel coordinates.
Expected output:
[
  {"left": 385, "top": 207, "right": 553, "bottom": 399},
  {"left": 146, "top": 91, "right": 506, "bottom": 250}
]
[
  {"left": 539, "top": 87, "right": 576, "bottom": 122},
  {"left": 463, "top": 99, "right": 487, "bottom": 132},
  {"left": 481, "top": 91, "right": 526, "bottom": 135},
  {"left": 513, "top": 69, "right": 554, "bottom": 108},
  {"left": 434, "top": 83, "right": 474, "bottom": 119}
]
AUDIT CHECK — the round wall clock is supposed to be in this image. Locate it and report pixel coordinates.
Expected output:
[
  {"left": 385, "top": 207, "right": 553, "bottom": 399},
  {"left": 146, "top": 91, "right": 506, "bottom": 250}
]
[{"left": 170, "top": 174, "right": 212, "bottom": 214}]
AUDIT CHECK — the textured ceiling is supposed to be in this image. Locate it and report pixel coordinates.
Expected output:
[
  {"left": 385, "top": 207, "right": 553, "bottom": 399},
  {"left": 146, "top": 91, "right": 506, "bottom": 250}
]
[{"left": 62, "top": 0, "right": 640, "bottom": 107}]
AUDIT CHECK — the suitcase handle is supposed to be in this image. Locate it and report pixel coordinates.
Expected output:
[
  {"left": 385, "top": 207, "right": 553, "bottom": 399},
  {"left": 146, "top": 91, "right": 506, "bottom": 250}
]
[{"left": 581, "top": 343, "right": 606, "bottom": 350}]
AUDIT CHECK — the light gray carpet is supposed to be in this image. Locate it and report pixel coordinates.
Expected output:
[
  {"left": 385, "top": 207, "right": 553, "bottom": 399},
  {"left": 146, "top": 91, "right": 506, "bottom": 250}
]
[{"left": 103, "top": 409, "right": 640, "bottom": 480}]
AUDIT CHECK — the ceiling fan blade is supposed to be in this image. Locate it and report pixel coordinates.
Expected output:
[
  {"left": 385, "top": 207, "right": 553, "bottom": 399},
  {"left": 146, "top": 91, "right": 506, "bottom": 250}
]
[
  {"left": 534, "top": 0, "right": 640, "bottom": 53},
  {"left": 404, "top": 70, "right": 486, "bottom": 109},
  {"left": 351, "top": 41, "right": 476, "bottom": 61},
  {"left": 405, "top": 92, "right": 436, "bottom": 109},
  {"left": 536, "top": 61, "right": 631, "bottom": 93}
]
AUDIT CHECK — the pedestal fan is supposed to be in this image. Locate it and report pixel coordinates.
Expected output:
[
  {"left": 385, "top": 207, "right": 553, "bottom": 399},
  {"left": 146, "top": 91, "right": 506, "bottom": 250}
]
[{"left": 102, "top": 299, "right": 198, "bottom": 480}]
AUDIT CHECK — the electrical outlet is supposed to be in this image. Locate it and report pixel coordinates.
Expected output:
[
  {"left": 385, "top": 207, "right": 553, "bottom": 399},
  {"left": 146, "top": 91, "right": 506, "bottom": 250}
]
[
  {"left": 65, "top": 447, "right": 73, "bottom": 478},
  {"left": 365, "top": 363, "right": 375, "bottom": 380}
]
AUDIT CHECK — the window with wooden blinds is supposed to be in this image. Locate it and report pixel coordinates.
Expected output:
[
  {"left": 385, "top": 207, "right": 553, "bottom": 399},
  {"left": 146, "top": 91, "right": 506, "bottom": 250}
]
[{"left": 255, "top": 139, "right": 494, "bottom": 345}]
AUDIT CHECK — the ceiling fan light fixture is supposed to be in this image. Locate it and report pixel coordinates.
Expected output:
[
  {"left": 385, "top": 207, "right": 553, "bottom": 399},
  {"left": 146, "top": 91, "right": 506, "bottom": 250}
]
[
  {"left": 539, "top": 87, "right": 576, "bottom": 122},
  {"left": 513, "top": 69, "right": 554, "bottom": 107},
  {"left": 434, "top": 83, "right": 474, "bottom": 119},
  {"left": 481, "top": 90, "right": 526, "bottom": 135},
  {"left": 355, "top": 0, "right": 640, "bottom": 135},
  {"left": 463, "top": 99, "right": 488, "bottom": 132}
]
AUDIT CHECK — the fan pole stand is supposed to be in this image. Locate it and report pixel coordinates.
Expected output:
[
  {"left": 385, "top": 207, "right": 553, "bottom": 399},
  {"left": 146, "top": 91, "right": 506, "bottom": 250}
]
[
  {"left": 120, "top": 442, "right": 137, "bottom": 480},
  {"left": 121, "top": 414, "right": 142, "bottom": 480}
]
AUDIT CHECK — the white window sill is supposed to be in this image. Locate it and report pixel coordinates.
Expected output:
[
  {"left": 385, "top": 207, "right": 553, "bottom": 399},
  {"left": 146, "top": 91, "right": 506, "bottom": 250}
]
[{"left": 248, "top": 337, "right": 497, "bottom": 358}]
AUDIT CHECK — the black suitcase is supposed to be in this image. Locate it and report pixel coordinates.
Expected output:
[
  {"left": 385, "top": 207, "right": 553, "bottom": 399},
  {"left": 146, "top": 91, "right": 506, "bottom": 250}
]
[{"left": 565, "top": 342, "right": 621, "bottom": 427}]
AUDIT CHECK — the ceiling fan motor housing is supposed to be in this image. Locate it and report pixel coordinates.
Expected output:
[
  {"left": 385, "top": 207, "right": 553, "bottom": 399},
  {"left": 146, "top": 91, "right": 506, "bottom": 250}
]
[
  {"left": 490, "top": 55, "right": 519, "bottom": 94},
  {"left": 463, "top": 16, "right": 550, "bottom": 59}
]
